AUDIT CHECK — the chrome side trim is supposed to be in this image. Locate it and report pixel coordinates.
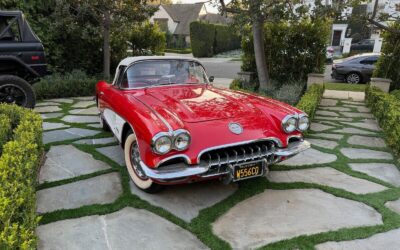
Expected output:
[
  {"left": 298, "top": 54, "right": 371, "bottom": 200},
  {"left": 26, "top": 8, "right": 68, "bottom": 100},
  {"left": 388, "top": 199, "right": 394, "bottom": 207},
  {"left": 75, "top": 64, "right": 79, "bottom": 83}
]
[{"left": 196, "top": 137, "right": 283, "bottom": 163}]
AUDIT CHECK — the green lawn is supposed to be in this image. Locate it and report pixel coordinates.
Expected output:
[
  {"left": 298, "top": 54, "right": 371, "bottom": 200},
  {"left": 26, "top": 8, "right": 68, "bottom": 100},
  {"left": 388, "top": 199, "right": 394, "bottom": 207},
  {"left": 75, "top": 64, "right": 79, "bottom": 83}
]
[{"left": 325, "top": 82, "right": 366, "bottom": 92}]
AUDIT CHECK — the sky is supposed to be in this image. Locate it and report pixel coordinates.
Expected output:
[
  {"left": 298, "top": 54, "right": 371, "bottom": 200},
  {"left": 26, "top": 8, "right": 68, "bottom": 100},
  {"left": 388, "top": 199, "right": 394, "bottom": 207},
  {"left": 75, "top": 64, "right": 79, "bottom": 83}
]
[{"left": 172, "top": 0, "right": 232, "bottom": 13}]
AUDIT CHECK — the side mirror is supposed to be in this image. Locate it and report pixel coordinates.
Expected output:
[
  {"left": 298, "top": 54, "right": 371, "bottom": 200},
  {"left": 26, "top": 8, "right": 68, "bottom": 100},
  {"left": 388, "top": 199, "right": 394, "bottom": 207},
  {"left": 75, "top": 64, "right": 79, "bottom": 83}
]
[{"left": 209, "top": 76, "right": 215, "bottom": 83}]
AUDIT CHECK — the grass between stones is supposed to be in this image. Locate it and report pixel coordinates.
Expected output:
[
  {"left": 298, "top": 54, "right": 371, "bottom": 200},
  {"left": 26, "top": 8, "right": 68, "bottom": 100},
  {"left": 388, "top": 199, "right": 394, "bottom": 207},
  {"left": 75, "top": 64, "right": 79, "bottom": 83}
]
[{"left": 36, "top": 98, "right": 400, "bottom": 250}]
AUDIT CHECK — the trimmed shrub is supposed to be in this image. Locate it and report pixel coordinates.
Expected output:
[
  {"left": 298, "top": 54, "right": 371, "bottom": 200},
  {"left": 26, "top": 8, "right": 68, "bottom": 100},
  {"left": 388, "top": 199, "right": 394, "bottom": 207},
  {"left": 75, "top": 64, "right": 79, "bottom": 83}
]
[
  {"left": 241, "top": 18, "right": 330, "bottom": 83},
  {"left": 129, "top": 21, "right": 166, "bottom": 56},
  {"left": 34, "top": 70, "right": 98, "bottom": 100},
  {"left": 373, "top": 23, "right": 400, "bottom": 90},
  {"left": 365, "top": 86, "right": 400, "bottom": 155},
  {"left": 190, "top": 22, "right": 216, "bottom": 57},
  {"left": 0, "top": 104, "right": 42, "bottom": 249},
  {"left": 0, "top": 115, "right": 11, "bottom": 154},
  {"left": 296, "top": 84, "right": 325, "bottom": 119},
  {"left": 190, "top": 22, "right": 241, "bottom": 57},
  {"left": 391, "top": 89, "right": 400, "bottom": 100}
]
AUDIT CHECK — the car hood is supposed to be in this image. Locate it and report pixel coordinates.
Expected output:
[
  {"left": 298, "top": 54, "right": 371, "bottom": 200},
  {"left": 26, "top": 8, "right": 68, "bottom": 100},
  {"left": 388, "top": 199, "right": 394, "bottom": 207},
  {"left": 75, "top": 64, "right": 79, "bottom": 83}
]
[{"left": 133, "top": 84, "right": 300, "bottom": 125}]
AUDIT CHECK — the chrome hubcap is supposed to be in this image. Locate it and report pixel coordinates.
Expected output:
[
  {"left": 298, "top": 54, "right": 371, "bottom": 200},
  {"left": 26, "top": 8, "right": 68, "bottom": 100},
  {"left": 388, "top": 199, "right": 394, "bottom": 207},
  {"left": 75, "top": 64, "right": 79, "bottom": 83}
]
[
  {"left": 130, "top": 142, "right": 147, "bottom": 180},
  {"left": 347, "top": 74, "right": 360, "bottom": 84}
]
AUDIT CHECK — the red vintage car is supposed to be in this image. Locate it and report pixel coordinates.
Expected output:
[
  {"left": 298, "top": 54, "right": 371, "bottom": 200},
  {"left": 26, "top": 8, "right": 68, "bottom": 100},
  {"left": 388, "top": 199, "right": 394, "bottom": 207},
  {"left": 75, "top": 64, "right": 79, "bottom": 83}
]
[{"left": 96, "top": 57, "right": 310, "bottom": 193}]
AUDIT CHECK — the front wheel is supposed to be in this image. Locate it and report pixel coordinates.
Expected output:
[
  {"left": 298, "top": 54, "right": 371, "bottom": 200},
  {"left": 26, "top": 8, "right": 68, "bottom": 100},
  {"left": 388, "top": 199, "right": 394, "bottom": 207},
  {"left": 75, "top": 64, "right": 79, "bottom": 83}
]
[
  {"left": 346, "top": 73, "right": 362, "bottom": 84},
  {"left": 0, "top": 75, "right": 36, "bottom": 108},
  {"left": 124, "top": 132, "right": 163, "bottom": 193}
]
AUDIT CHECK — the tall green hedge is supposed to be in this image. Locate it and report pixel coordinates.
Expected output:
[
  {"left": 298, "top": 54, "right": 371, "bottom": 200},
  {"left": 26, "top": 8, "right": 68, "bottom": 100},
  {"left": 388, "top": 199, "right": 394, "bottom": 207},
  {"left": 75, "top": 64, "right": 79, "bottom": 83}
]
[
  {"left": 242, "top": 18, "right": 330, "bottom": 83},
  {"left": 373, "top": 23, "right": 400, "bottom": 90},
  {"left": 0, "top": 104, "right": 42, "bottom": 249},
  {"left": 365, "top": 86, "right": 400, "bottom": 155},
  {"left": 190, "top": 22, "right": 241, "bottom": 57},
  {"left": 296, "top": 84, "right": 325, "bottom": 119}
]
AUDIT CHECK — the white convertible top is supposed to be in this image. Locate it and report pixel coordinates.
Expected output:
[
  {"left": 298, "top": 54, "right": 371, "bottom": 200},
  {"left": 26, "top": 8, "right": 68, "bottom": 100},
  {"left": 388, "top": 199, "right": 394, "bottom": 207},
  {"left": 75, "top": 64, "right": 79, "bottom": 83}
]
[{"left": 119, "top": 56, "right": 201, "bottom": 66}]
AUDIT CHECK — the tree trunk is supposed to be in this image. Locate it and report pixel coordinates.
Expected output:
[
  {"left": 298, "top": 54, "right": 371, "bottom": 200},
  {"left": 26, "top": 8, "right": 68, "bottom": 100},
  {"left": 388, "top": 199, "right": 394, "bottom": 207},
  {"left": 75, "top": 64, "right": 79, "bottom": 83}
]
[
  {"left": 103, "top": 10, "right": 111, "bottom": 79},
  {"left": 252, "top": 18, "right": 271, "bottom": 90}
]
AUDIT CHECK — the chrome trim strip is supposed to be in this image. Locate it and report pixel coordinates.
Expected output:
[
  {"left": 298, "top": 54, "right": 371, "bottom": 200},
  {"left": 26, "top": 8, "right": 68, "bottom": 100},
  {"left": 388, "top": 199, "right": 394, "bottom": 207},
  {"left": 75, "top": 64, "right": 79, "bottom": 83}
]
[
  {"left": 155, "top": 154, "right": 192, "bottom": 168},
  {"left": 287, "top": 135, "right": 303, "bottom": 145},
  {"left": 275, "top": 140, "right": 311, "bottom": 157},
  {"left": 196, "top": 137, "right": 283, "bottom": 164}
]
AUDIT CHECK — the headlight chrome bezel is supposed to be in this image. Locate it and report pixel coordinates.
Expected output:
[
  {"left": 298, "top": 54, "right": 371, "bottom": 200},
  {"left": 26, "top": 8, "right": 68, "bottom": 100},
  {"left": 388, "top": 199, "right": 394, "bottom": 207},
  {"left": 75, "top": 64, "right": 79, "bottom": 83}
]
[
  {"left": 281, "top": 113, "right": 310, "bottom": 133},
  {"left": 152, "top": 130, "right": 191, "bottom": 155}
]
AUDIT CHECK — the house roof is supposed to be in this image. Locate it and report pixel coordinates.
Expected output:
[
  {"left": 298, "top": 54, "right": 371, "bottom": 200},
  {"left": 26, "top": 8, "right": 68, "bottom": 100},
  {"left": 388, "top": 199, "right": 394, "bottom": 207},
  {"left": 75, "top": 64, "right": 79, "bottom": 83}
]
[
  {"left": 199, "top": 13, "right": 232, "bottom": 25},
  {"left": 162, "top": 4, "right": 204, "bottom": 35}
]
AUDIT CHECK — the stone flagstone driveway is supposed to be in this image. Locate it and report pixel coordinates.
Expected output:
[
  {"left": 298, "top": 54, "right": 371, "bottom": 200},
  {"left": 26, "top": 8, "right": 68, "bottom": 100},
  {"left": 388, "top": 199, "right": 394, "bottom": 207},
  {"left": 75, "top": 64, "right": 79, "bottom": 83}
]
[{"left": 35, "top": 95, "right": 400, "bottom": 250}]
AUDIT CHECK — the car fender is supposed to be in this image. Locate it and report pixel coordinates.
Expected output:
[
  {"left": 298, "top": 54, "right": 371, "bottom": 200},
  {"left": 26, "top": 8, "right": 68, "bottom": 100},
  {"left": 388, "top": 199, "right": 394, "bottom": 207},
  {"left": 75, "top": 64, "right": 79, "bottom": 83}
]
[{"left": 0, "top": 55, "right": 40, "bottom": 77}]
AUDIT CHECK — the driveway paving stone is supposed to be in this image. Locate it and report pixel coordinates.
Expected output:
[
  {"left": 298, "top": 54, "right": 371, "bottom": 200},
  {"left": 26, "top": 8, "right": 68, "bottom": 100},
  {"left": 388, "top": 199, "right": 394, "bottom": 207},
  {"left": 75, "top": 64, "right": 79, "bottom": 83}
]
[
  {"left": 319, "top": 106, "right": 351, "bottom": 112},
  {"left": 213, "top": 189, "right": 382, "bottom": 249},
  {"left": 319, "top": 99, "right": 338, "bottom": 106},
  {"left": 340, "top": 148, "right": 393, "bottom": 160},
  {"left": 42, "top": 122, "right": 69, "bottom": 131},
  {"left": 69, "top": 107, "right": 99, "bottom": 115},
  {"left": 34, "top": 106, "right": 62, "bottom": 113},
  {"left": 349, "top": 163, "right": 400, "bottom": 187},
  {"left": 332, "top": 127, "right": 377, "bottom": 135},
  {"left": 96, "top": 145, "right": 125, "bottom": 166},
  {"left": 316, "top": 110, "right": 339, "bottom": 117},
  {"left": 277, "top": 148, "right": 337, "bottom": 166},
  {"left": 310, "top": 123, "right": 335, "bottom": 132},
  {"left": 308, "top": 138, "right": 338, "bottom": 149},
  {"left": 62, "top": 115, "right": 99, "bottom": 123},
  {"left": 71, "top": 100, "right": 95, "bottom": 108},
  {"left": 268, "top": 167, "right": 387, "bottom": 194},
  {"left": 341, "top": 100, "right": 365, "bottom": 105},
  {"left": 386, "top": 199, "right": 400, "bottom": 214},
  {"left": 37, "top": 207, "right": 208, "bottom": 250},
  {"left": 36, "top": 102, "right": 59, "bottom": 107},
  {"left": 315, "top": 228, "right": 400, "bottom": 250},
  {"left": 341, "top": 120, "right": 381, "bottom": 131},
  {"left": 347, "top": 135, "right": 386, "bottom": 148},
  {"left": 36, "top": 173, "right": 122, "bottom": 213},
  {"left": 130, "top": 181, "right": 237, "bottom": 222},
  {"left": 340, "top": 112, "right": 374, "bottom": 118},
  {"left": 46, "top": 98, "right": 74, "bottom": 103},
  {"left": 39, "top": 145, "right": 111, "bottom": 183},
  {"left": 314, "top": 116, "right": 353, "bottom": 122},
  {"left": 310, "top": 133, "right": 344, "bottom": 140},
  {"left": 74, "top": 137, "right": 117, "bottom": 145},
  {"left": 40, "top": 113, "right": 63, "bottom": 119},
  {"left": 43, "top": 128, "right": 100, "bottom": 144}
]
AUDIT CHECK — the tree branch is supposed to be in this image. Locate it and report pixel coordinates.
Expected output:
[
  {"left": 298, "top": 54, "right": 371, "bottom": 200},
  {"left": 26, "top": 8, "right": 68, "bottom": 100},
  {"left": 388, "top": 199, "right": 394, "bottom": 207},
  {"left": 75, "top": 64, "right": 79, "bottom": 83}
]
[{"left": 368, "top": 18, "right": 400, "bottom": 34}]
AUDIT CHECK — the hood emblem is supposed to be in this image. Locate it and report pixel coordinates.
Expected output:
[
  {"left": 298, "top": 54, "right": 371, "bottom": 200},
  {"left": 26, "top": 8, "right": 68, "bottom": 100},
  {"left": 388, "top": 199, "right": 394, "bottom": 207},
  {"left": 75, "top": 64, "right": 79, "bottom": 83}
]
[{"left": 229, "top": 122, "right": 243, "bottom": 135}]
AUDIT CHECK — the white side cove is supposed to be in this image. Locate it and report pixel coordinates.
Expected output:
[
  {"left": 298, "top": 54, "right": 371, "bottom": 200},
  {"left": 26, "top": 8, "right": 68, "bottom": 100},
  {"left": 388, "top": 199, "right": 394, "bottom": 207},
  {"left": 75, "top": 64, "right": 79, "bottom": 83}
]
[{"left": 103, "top": 108, "right": 128, "bottom": 142}]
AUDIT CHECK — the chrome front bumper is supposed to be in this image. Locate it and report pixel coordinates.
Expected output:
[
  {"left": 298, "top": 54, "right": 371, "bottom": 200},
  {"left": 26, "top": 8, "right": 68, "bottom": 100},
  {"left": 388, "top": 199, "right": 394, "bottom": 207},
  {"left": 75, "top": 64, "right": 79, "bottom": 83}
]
[{"left": 139, "top": 140, "right": 311, "bottom": 182}]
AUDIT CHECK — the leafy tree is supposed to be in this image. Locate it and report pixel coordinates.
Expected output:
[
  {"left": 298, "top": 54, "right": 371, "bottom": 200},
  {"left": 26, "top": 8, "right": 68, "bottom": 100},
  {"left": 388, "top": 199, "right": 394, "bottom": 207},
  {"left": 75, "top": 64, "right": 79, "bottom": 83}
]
[{"left": 129, "top": 21, "right": 166, "bottom": 55}]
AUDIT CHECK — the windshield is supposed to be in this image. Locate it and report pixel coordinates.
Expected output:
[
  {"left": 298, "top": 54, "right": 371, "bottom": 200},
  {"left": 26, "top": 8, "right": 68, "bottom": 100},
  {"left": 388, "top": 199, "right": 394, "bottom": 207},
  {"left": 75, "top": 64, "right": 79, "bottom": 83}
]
[{"left": 121, "top": 60, "right": 209, "bottom": 89}]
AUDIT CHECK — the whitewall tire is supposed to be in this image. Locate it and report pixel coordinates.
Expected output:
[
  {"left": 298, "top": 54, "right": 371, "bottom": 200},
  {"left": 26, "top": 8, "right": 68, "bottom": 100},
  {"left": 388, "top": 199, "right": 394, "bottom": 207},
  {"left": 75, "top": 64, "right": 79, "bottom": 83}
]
[{"left": 124, "top": 132, "right": 162, "bottom": 193}]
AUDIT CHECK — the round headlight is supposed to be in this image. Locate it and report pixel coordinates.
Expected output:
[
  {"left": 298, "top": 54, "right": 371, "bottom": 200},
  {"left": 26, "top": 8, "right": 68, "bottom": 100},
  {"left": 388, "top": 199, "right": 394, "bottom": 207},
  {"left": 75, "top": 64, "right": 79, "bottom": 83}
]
[
  {"left": 174, "top": 132, "right": 191, "bottom": 151},
  {"left": 282, "top": 117, "right": 297, "bottom": 133},
  {"left": 153, "top": 136, "right": 172, "bottom": 154},
  {"left": 298, "top": 115, "right": 310, "bottom": 131}
]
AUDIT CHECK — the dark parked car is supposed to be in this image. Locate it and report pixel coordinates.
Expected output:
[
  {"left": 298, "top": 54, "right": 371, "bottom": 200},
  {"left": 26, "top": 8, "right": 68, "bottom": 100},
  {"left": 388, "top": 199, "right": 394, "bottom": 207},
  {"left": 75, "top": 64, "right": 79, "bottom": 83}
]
[
  {"left": 350, "top": 39, "right": 375, "bottom": 53},
  {"left": 0, "top": 11, "right": 48, "bottom": 108},
  {"left": 331, "top": 53, "right": 380, "bottom": 84}
]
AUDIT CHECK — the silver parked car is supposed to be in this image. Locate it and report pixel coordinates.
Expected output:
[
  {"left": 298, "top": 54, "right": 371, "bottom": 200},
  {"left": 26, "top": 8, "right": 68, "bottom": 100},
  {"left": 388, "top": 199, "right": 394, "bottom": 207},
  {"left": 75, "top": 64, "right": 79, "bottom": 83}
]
[{"left": 331, "top": 53, "right": 380, "bottom": 84}]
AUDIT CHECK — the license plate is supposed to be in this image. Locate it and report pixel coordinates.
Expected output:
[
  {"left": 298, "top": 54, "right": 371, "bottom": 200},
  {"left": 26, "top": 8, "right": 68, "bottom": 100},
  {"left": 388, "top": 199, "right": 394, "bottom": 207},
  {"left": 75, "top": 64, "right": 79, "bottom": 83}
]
[{"left": 233, "top": 161, "right": 264, "bottom": 181}]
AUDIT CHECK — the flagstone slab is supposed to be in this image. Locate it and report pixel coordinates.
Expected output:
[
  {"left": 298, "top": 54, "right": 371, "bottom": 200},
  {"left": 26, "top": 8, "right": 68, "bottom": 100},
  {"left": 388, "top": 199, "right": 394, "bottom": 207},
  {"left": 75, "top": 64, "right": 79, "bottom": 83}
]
[
  {"left": 69, "top": 107, "right": 99, "bottom": 115},
  {"left": 347, "top": 135, "right": 386, "bottom": 148},
  {"left": 315, "top": 228, "right": 400, "bottom": 250},
  {"left": 320, "top": 99, "right": 338, "bottom": 106},
  {"left": 87, "top": 123, "right": 102, "bottom": 129},
  {"left": 310, "top": 133, "right": 344, "bottom": 140},
  {"left": 41, "top": 113, "right": 63, "bottom": 119},
  {"left": 37, "top": 207, "right": 208, "bottom": 250},
  {"left": 386, "top": 199, "right": 400, "bottom": 214},
  {"left": 62, "top": 115, "right": 99, "bottom": 124},
  {"left": 43, "top": 128, "right": 100, "bottom": 144},
  {"left": 332, "top": 127, "right": 377, "bottom": 135},
  {"left": 36, "top": 102, "right": 59, "bottom": 107},
  {"left": 316, "top": 110, "right": 339, "bottom": 117},
  {"left": 34, "top": 106, "right": 62, "bottom": 113},
  {"left": 96, "top": 145, "right": 125, "bottom": 166},
  {"left": 342, "top": 100, "right": 365, "bottom": 106},
  {"left": 342, "top": 120, "right": 381, "bottom": 131},
  {"left": 314, "top": 116, "right": 353, "bottom": 122},
  {"left": 47, "top": 98, "right": 74, "bottom": 103},
  {"left": 130, "top": 180, "right": 237, "bottom": 222},
  {"left": 36, "top": 173, "right": 122, "bottom": 213},
  {"left": 39, "top": 145, "right": 111, "bottom": 183},
  {"left": 74, "top": 96, "right": 95, "bottom": 101},
  {"left": 319, "top": 106, "right": 351, "bottom": 112},
  {"left": 212, "top": 189, "right": 382, "bottom": 249},
  {"left": 355, "top": 106, "right": 370, "bottom": 112},
  {"left": 340, "top": 148, "right": 393, "bottom": 160},
  {"left": 349, "top": 163, "right": 400, "bottom": 187},
  {"left": 42, "top": 122, "right": 69, "bottom": 131},
  {"left": 72, "top": 100, "right": 96, "bottom": 108},
  {"left": 278, "top": 148, "right": 337, "bottom": 166},
  {"left": 308, "top": 138, "right": 338, "bottom": 149},
  {"left": 74, "top": 137, "right": 117, "bottom": 145},
  {"left": 268, "top": 167, "right": 387, "bottom": 194},
  {"left": 340, "top": 112, "right": 374, "bottom": 118},
  {"left": 310, "top": 123, "right": 335, "bottom": 132}
]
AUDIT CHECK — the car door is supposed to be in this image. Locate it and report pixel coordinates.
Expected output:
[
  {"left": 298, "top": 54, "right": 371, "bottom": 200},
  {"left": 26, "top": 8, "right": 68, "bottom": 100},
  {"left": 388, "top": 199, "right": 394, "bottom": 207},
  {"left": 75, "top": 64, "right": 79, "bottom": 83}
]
[{"left": 359, "top": 56, "right": 378, "bottom": 82}]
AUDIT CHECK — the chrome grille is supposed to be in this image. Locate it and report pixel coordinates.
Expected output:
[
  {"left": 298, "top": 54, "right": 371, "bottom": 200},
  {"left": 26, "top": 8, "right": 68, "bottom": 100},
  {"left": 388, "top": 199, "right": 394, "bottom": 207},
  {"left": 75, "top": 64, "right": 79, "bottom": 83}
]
[{"left": 199, "top": 140, "right": 277, "bottom": 177}]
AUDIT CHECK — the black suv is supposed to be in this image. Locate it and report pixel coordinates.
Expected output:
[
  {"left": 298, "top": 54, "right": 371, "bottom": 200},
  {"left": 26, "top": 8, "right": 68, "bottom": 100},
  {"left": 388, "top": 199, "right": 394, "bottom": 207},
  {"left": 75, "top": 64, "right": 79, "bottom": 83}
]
[{"left": 0, "top": 11, "right": 48, "bottom": 108}]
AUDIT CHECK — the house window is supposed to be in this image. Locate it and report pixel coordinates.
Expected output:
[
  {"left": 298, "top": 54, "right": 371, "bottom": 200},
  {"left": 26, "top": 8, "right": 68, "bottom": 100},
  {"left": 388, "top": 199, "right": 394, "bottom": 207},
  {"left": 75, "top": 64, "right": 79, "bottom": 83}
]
[{"left": 154, "top": 18, "right": 168, "bottom": 32}]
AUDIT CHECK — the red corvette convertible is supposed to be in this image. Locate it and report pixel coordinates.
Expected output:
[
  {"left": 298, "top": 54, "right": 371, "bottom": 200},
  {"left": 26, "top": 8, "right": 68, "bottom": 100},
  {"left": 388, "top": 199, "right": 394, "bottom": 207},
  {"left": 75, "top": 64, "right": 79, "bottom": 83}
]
[{"left": 96, "top": 57, "right": 310, "bottom": 193}]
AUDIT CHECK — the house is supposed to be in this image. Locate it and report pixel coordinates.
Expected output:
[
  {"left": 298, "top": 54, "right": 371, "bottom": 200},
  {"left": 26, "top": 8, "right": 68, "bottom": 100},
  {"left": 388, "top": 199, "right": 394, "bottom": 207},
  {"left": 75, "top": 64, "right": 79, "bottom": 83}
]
[{"left": 150, "top": 3, "right": 231, "bottom": 46}]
